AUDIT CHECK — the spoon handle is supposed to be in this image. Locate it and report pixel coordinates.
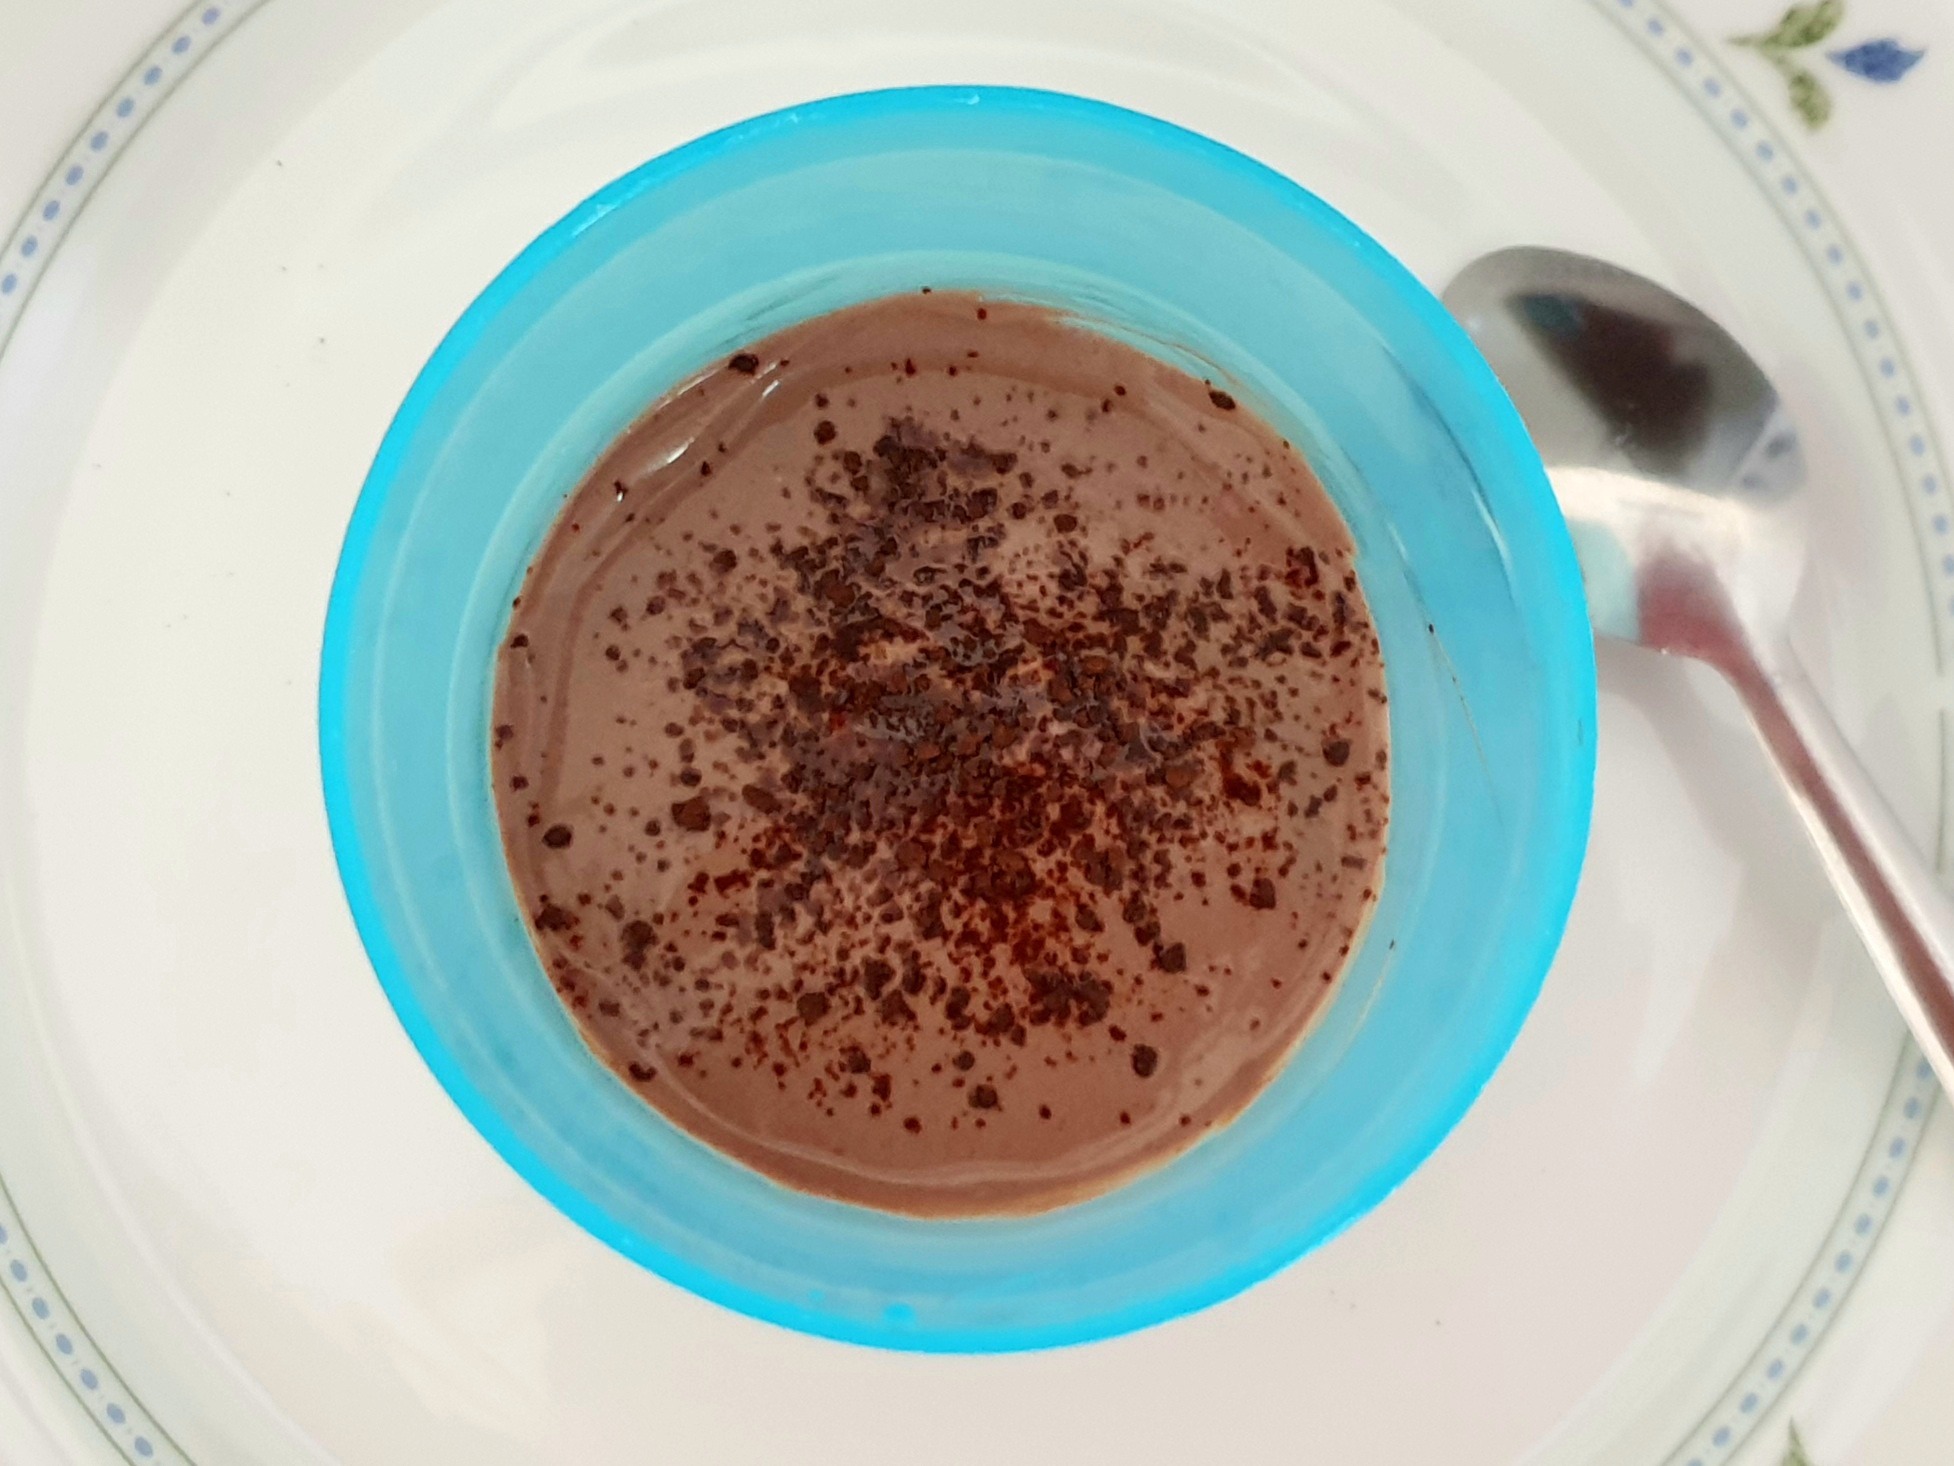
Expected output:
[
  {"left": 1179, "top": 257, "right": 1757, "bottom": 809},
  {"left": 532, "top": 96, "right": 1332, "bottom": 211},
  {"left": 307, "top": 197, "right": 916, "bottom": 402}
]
[{"left": 1727, "top": 642, "right": 1954, "bottom": 1096}]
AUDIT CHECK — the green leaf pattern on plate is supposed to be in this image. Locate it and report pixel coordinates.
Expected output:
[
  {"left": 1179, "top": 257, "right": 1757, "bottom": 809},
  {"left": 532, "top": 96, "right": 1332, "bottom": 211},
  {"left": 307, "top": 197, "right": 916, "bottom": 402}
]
[
  {"left": 1739, "top": 0, "right": 1846, "bottom": 50},
  {"left": 1784, "top": 1421, "right": 1816, "bottom": 1466},
  {"left": 1785, "top": 65, "right": 1834, "bottom": 125},
  {"left": 1732, "top": 0, "right": 1843, "bottom": 127}
]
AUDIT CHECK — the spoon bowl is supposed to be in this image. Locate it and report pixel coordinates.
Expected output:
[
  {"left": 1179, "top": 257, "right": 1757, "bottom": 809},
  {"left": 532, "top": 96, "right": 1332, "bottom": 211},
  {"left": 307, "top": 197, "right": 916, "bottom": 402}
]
[{"left": 1445, "top": 246, "right": 1807, "bottom": 648}]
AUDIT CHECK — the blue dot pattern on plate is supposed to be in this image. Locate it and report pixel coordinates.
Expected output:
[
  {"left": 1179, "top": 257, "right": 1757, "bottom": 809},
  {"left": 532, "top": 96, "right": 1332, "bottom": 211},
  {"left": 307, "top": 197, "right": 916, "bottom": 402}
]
[
  {"left": 0, "top": 1176, "right": 188, "bottom": 1463},
  {"left": 0, "top": 0, "right": 259, "bottom": 363},
  {"left": 0, "top": 0, "right": 1937, "bottom": 1458},
  {"left": 1545, "top": 323, "right": 1948, "bottom": 1434},
  {"left": 1567, "top": 12, "right": 1954, "bottom": 1409},
  {"left": 0, "top": 39, "right": 262, "bottom": 1444}
]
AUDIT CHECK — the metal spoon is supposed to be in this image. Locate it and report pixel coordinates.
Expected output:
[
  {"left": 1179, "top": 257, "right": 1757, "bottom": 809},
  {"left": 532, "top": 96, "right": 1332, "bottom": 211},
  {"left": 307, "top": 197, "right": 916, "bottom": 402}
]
[{"left": 1444, "top": 245, "right": 1954, "bottom": 1097}]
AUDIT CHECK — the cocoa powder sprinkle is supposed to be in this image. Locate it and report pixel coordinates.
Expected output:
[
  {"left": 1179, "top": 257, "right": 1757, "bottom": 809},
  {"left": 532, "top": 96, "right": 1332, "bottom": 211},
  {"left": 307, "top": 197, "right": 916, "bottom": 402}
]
[{"left": 491, "top": 290, "right": 1388, "bottom": 1217}]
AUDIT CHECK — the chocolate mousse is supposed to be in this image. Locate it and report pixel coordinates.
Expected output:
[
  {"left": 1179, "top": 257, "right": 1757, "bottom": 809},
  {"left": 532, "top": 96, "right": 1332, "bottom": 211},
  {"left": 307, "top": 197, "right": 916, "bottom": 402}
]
[{"left": 490, "top": 290, "right": 1389, "bottom": 1215}]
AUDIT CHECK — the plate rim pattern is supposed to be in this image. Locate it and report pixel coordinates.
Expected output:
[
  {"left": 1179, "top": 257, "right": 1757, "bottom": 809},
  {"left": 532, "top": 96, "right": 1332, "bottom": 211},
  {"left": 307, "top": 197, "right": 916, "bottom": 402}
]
[{"left": 0, "top": 0, "right": 1942, "bottom": 1458}]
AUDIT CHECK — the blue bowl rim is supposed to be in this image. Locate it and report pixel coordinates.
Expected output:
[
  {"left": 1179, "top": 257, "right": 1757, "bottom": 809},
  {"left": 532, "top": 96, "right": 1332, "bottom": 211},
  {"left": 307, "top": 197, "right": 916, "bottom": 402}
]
[{"left": 318, "top": 82, "right": 1597, "bottom": 1352}]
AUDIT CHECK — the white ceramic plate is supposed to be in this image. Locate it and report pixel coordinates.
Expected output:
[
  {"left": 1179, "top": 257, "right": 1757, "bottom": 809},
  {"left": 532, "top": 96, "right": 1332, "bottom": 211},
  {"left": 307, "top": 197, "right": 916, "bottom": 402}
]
[{"left": 2, "top": 0, "right": 1952, "bottom": 1461}]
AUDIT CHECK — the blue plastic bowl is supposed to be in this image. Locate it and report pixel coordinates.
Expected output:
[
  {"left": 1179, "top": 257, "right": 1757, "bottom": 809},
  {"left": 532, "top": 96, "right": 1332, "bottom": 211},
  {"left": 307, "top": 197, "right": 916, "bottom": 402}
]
[{"left": 319, "top": 86, "right": 1594, "bottom": 1351}]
